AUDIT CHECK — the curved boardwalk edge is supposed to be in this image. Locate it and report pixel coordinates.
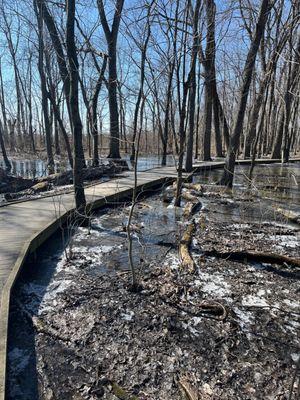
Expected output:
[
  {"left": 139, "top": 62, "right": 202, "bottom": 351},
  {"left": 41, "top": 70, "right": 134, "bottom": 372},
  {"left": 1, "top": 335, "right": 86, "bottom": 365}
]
[{"left": 0, "top": 158, "right": 299, "bottom": 399}]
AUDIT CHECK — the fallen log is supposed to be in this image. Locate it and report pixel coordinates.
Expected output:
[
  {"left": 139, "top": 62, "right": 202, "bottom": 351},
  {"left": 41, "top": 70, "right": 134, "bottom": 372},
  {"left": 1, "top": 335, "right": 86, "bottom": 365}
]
[
  {"left": 183, "top": 201, "right": 202, "bottom": 219},
  {"left": 0, "top": 169, "right": 36, "bottom": 194},
  {"left": 4, "top": 181, "right": 52, "bottom": 201},
  {"left": 38, "top": 164, "right": 121, "bottom": 186},
  {"left": 276, "top": 207, "right": 300, "bottom": 224},
  {"left": 172, "top": 181, "right": 203, "bottom": 191},
  {"left": 2, "top": 164, "right": 126, "bottom": 200},
  {"left": 31, "top": 181, "right": 51, "bottom": 192},
  {"left": 202, "top": 249, "right": 300, "bottom": 268},
  {"left": 181, "top": 182, "right": 203, "bottom": 193},
  {"left": 179, "top": 221, "right": 196, "bottom": 272},
  {"left": 181, "top": 191, "right": 199, "bottom": 203}
]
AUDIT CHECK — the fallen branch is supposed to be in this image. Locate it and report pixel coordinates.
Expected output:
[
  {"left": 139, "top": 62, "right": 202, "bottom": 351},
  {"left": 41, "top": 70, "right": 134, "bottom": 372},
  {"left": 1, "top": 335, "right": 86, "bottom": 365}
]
[
  {"left": 179, "top": 221, "right": 196, "bottom": 272},
  {"left": 202, "top": 249, "right": 300, "bottom": 268},
  {"left": 178, "top": 377, "right": 198, "bottom": 400}
]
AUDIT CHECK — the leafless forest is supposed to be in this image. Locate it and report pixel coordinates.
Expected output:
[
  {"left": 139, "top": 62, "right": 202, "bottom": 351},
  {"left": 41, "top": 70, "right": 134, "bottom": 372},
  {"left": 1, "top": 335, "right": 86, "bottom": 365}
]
[
  {"left": 0, "top": 0, "right": 299, "bottom": 203},
  {"left": 1, "top": 1, "right": 300, "bottom": 399}
]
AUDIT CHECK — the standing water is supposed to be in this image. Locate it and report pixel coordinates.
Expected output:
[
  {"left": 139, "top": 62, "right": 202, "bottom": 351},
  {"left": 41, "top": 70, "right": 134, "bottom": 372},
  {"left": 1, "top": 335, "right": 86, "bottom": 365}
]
[{"left": 0, "top": 155, "right": 176, "bottom": 179}]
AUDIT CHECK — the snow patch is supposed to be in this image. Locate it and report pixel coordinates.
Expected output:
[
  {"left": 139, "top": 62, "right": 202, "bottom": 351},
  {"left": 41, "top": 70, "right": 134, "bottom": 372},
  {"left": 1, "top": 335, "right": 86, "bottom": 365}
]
[
  {"left": 200, "top": 272, "right": 231, "bottom": 298},
  {"left": 283, "top": 299, "right": 299, "bottom": 309},
  {"left": 272, "top": 235, "right": 299, "bottom": 249},
  {"left": 234, "top": 308, "right": 253, "bottom": 328},
  {"left": 242, "top": 294, "right": 269, "bottom": 307},
  {"left": 120, "top": 311, "right": 135, "bottom": 321}
]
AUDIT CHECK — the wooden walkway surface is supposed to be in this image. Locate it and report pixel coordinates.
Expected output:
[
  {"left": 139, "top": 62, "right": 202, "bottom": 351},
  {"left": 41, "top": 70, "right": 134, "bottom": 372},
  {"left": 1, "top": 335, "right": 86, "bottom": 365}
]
[{"left": 0, "top": 158, "right": 299, "bottom": 399}]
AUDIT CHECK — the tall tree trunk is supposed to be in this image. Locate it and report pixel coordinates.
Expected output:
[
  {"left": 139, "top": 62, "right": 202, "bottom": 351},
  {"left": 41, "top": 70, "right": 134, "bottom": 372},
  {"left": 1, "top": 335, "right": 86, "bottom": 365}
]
[
  {"left": 202, "top": 0, "right": 217, "bottom": 161},
  {"left": 175, "top": 80, "right": 189, "bottom": 207},
  {"left": 34, "top": 0, "right": 55, "bottom": 174},
  {"left": 272, "top": 34, "right": 300, "bottom": 159},
  {"left": 107, "top": 43, "right": 120, "bottom": 158},
  {"left": 44, "top": 50, "right": 73, "bottom": 163},
  {"left": 91, "top": 56, "right": 107, "bottom": 166},
  {"left": 97, "top": 0, "right": 124, "bottom": 159},
  {"left": 37, "top": 0, "right": 86, "bottom": 168},
  {"left": 130, "top": 10, "right": 152, "bottom": 162},
  {"left": 66, "top": 0, "right": 86, "bottom": 210},
  {"left": 243, "top": 78, "right": 268, "bottom": 158},
  {"left": 185, "top": 0, "right": 202, "bottom": 172},
  {"left": 27, "top": 58, "right": 36, "bottom": 153},
  {"left": 0, "top": 59, "right": 8, "bottom": 144},
  {"left": 0, "top": 121, "right": 11, "bottom": 169},
  {"left": 219, "top": 0, "right": 271, "bottom": 187}
]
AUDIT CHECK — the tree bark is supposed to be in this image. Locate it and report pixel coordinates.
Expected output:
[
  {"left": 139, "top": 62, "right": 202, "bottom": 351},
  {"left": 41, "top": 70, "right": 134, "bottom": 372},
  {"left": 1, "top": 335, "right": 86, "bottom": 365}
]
[
  {"left": 0, "top": 121, "right": 11, "bottom": 169},
  {"left": 202, "top": 0, "right": 218, "bottom": 161},
  {"left": 34, "top": 0, "right": 55, "bottom": 174},
  {"left": 91, "top": 56, "right": 107, "bottom": 166},
  {"left": 272, "top": 34, "right": 300, "bottom": 159},
  {"left": 66, "top": 0, "right": 86, "bottom": 210},
  {"left": 97, "top": 0, "right": 124, "bottom": 159},
  {"left": 185, "top": 0, "right": 201, "bottom": 172}
]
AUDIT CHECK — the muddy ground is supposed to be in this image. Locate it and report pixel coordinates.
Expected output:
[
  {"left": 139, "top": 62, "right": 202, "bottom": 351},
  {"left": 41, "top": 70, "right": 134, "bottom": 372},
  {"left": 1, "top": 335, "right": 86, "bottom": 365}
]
[{"left": 7, "top": 181, "right": 300, "bottom": 400}]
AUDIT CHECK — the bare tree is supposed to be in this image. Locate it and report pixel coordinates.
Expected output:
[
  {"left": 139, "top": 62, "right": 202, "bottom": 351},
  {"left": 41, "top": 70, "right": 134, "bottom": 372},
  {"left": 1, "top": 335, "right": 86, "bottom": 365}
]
[{"left": 97, "top": 0, "right": 124, "bottom": 159}]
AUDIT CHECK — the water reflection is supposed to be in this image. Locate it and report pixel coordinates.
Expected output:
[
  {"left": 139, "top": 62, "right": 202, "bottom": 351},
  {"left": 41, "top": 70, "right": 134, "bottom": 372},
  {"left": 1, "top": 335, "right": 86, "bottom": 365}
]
[
  {"left": 0, "top": 155, "right": 176, "bottom": 179},
  {"left": 193, "top": 163, "right": 300, "bottom": 208},
  {"left": 0, "top": 158, "right": 70, "bottom": 179}
]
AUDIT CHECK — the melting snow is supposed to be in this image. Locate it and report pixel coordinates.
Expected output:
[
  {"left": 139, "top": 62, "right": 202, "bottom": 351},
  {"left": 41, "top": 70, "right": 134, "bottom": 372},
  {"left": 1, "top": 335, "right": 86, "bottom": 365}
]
[
  {"left": 200, "top": 272, "right": 231, "bottom": 298},
  {"left": 272, "top": 235, "right": 299, "bottom": 249},
  {"left": 242, "top": 294, "right": 269, "bottom": 307},
  {"left": 120, "top": 311, "right": 135, "bottom": 321}
]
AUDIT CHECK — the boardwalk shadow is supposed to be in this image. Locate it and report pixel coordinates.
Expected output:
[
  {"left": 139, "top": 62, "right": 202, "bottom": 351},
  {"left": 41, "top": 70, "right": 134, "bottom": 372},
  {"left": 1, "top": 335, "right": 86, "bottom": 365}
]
[{"left": 6, "top": 227, "right": 68, "bottom": 400}]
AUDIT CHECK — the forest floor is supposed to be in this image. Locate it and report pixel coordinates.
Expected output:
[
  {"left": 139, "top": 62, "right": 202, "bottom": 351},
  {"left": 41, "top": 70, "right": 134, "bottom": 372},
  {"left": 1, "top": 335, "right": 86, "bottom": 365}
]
[{"left": 7, "top": 179, "right": 300, "bottom": 400}]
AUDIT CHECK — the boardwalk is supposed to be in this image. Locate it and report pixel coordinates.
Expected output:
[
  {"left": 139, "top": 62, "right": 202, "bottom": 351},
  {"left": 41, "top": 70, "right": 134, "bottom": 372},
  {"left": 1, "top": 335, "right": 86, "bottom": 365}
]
[{"left": 0, "top": 158, "right": 299, "bottom": 399}]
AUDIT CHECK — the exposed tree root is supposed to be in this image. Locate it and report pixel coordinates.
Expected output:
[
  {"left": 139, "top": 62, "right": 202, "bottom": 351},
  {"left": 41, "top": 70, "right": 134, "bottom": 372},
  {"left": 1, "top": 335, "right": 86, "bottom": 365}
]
[{"left": 202, "top": 249, "right": 300, "bottom": 268}]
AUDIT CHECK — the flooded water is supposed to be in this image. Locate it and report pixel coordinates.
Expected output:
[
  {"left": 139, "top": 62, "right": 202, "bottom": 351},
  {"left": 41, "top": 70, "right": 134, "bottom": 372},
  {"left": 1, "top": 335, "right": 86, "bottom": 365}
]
[
  {"left": 6, "top": 162, "right": 300, "bottom": 399},
  {"left": 194, "top": 163, "right": 300, "bottom": 211},
  {"left": 0, "top": 158, "right": 69, "bottom": 179},
  {"left": 0, "top": 155, "right": 175, "bottom": 178}
]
